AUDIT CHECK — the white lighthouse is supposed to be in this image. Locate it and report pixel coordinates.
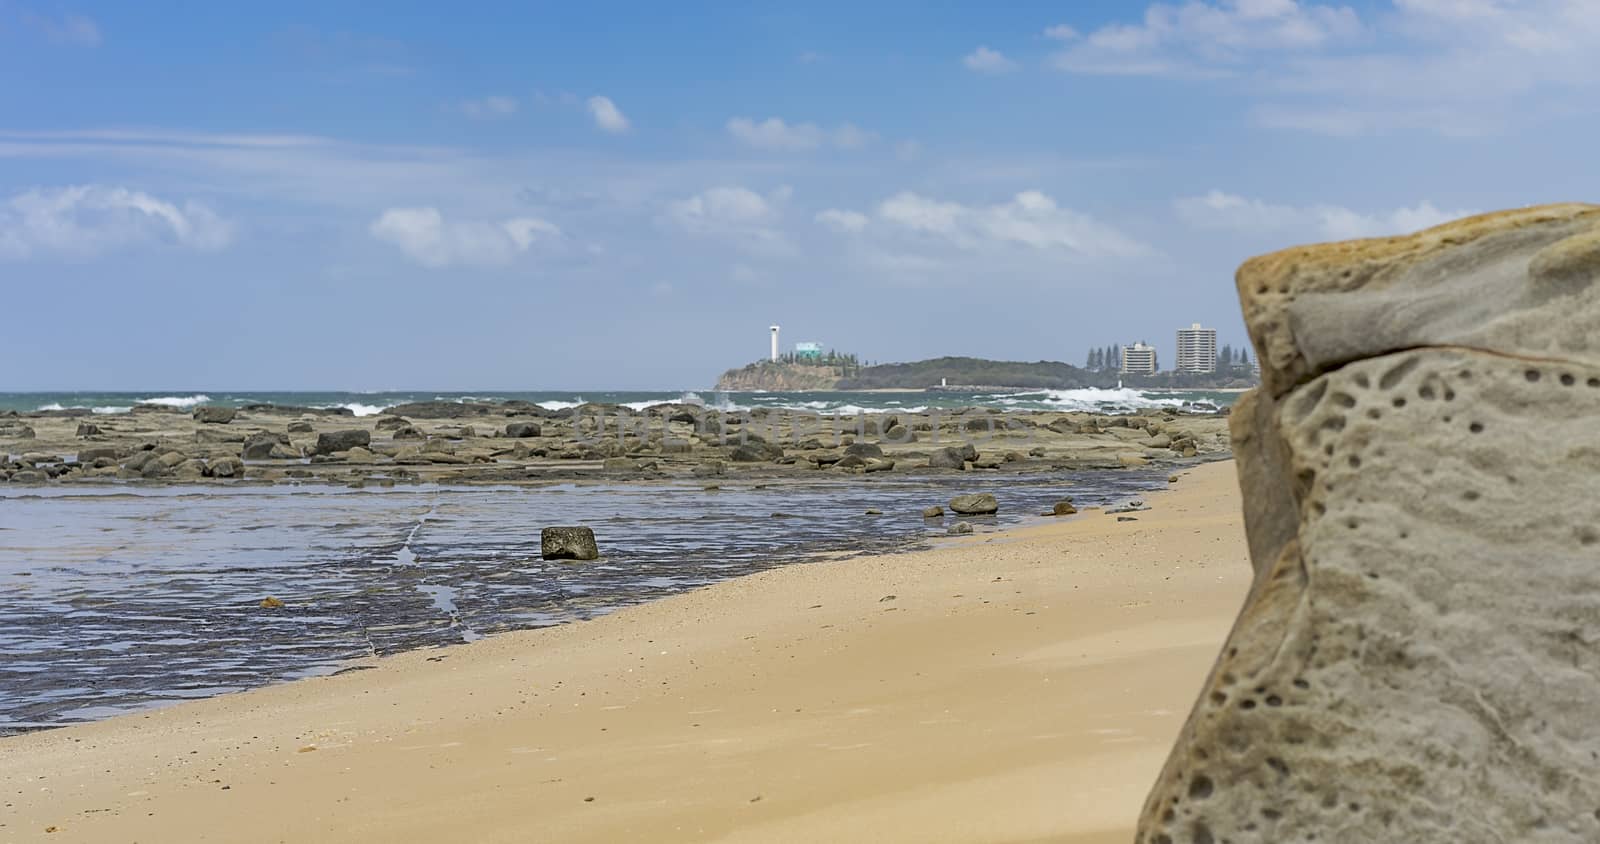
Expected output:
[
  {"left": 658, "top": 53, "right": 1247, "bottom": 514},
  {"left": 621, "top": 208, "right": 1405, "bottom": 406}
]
[{"left": 769, "top": 325, "right": 780, "bottom": 362}]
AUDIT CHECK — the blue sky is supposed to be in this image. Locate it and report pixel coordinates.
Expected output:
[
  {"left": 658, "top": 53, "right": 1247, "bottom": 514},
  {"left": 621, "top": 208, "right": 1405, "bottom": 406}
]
[{"left": 2, "top": 0, "right": 1597, "bottom": 390}]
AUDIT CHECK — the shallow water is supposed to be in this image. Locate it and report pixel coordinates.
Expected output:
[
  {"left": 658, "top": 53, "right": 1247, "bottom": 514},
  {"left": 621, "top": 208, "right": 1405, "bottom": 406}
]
[{"left": 0, "top": 470, "right": 1171, "bottom": 734}]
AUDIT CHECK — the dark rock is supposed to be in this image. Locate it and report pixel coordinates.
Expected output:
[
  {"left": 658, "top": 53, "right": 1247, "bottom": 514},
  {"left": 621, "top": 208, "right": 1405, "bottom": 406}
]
[
  {"left": 242, "top": 433, "right": 289, "bottom": 460},
  {"left": 193, "top": 406, "right": 237, "bottom": 425},
  {"left": 208, "top": 456, "right": 245, "bottom": 478},
  {"left": 77, "top": 446, "right": 117, "bottom": 463},
  {"left": 922, "top": 505, "right": 944, "bottom": 519},
  {"left": 948, "top": 521, "right": 973, "bottom": 535},
  {"left": 505, "top": 422, "right": 542, "bottom": 438},
  {"left": 1052, "top": 500, "right": 1078, "bottom": 516},
  {"left": 392, "top": 425, "right": 424, "bottom": 440},
  {"left": 730, "top": 442, "right": 783, "bottom": 463},
  {"left": 949, "top": 493, "right": 998, "bottom": 515},
  {"left": 843, "top": 442, "right": 884, "bottom": 459},
  {"left": 313, "top": 430, "right": 371, "bottom": 455},
  {"left": 373, "top": 416, "right": 411, "bottom": 431},
  {"left": 541, "top": 526, "right": 600, "bottom": 561},
  {"left": 387, "top": 401, "right": 494, "bottom": 419},
  {"left": 287, "top": 420, "right": 315, "bottom": 434},
  {"left": 928, "top": 445, "right": 978, "bottom": 470},
  {"left": 76, "top": 422, "right": 102, "bottom": 438}
]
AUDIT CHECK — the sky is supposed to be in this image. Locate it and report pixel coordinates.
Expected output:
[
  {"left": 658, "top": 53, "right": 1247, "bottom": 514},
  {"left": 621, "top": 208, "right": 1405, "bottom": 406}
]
[{"left": 2, "top": 0, "right": 1598, "bottom": 390}]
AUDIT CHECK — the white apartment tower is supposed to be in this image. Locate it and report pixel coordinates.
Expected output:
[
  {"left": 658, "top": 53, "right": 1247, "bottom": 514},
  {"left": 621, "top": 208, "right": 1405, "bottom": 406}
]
[
  {"left": 1120, "top": 342, "right": 1158, "bottom": 376},
  {"left": 1176, "top": 323, "right": 1218, "bottom": 373}
]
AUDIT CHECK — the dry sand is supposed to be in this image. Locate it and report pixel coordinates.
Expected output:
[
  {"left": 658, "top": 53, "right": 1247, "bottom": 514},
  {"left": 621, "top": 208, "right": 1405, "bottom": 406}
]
[{"left": 0, "top": 461, "right": 1250, "bottom": 843}]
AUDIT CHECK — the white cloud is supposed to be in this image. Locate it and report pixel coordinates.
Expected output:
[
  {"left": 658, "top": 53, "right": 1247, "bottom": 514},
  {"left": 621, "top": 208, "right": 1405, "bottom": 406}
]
[
  {"left": 1051, "top": 1, "right": 1362, "bottom": 76},
  {"left": 0, "top": 185, "right": 231, "bottom": 259},
  {"left": 725, "top": 117, "right": 877, "bottom": 151},
  {"left": 23, "top": 11, "right": 102, "bottom": 47},
  {"left": 834, "top": 190, "right": 1146, "bottom": 258},
  {"left": 815, "top": 208, "right": 869, "bottom": 234},
  {"left": 963, "top": 46, "right": 1018, "bottom": 74},
  {"left": 663, "top": 186, "right": 792, "bottom": 254},
  {"left": 1045, "top": 24, "right": 1081, "bottom": 41},
  {"left": 1173, "top": 190, "right": 1477, "bottom": 240},
  {"left": 368, "top": 207, "right": 559, "bottom": 267},
  {"left": 460, "top": 96, "right": 518, "bottom": 119},
  {"left": 586, "top": 96, "right": 631, "bottom": 133}
]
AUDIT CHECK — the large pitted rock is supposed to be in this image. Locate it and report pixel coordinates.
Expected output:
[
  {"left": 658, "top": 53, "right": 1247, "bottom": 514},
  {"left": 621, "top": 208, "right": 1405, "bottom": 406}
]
[
  {"left": 948, "top": 493, "right": 997, "bottom": 515},
  {"left": 1139, "top": 204, "right": 1600, "bottom": 844},
  {"left": 540, "top": 526, "right": 599, "bottom": 561}
]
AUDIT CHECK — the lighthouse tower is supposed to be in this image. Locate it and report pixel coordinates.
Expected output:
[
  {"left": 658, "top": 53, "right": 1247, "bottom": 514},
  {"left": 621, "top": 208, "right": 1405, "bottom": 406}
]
[{"left": 769, "top": 325, "right": 780, "bottom": 362}]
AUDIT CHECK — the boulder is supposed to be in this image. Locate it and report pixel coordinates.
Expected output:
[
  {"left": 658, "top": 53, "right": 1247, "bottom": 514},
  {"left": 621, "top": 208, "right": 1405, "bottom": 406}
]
[
  {"left": 863, "top": 458, "right": 895, "bottom": 473},
  {"left": 947, "top": 521, "right": 973, "bottom": 535},
  {"left": 921, "top": 505, "right": 944, "bottom": 519},
  {"left": 77, "top": 446, "right": 117, "bottom": 464},
  {"left": 843, "top": 442, "right": 884, "bottom": 459},
  {"left": 193, "top": 406, "right": 237, "bottom": 425},
  {"left": 833, "top": 453, "right": 868, "bottom": 470},
  {"left": 343, "top": 446, "right": 377, "bottom": 464},
  {"left": 540, "top": 526, "right": 599, "bottom": 561},
  {"left": 373, "top": 416, "right": 410, "bottom": 431},
  {"left": 505, "top": 421, "right": 542, "bottom": 438},
  {"left": 1051, "top": 500, "right": 1077, "bottom": 516},
  {"left": 314, "top": 430, "right": 371, "bottom": 455},
  {"left": 242, "top": 433, "right": 289, "bottom": 460},
  {"left": 691, "top": 461, "right": 725, "bottom": 478},
  {"left": 76, "top": 422, "right": 102, "bottom": 438},
  {"left": 730, "top": 442, "right": 782, "bottom": 463},
  {"left": 927, "top": 446, "right": 970, "bottom": 470},
  {"left": 1138, "top": 204, "right": 1600, "bottom": 844},
  {"left": 948, "top": 493, "right": 998, "bottom": 515},
  {"left": 208, "top": 456, "right": 245, "bottom": 478},
  {"left": 391, "top": 425, "right": 424, "bottom": 440},
  {"left": 287, "top": 420, "right": 315, "bottom": 434}
]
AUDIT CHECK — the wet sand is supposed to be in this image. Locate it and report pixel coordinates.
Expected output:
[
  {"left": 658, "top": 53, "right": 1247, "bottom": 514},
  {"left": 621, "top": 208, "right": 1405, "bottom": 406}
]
[{"left": 0, "top": 461, "right": 1250, "bottom": 843}]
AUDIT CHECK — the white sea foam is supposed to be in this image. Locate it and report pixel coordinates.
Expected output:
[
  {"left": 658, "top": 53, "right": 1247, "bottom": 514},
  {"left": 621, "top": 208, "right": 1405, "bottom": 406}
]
[
  {"left": 37, "top": 402, "right": 65, "bottom": 411},
  {"left": 93, "top": 406, "right": 133, "bottom": 414},
  {"left": 997, "top": 387, "right": 1189, "bottom": 413},
  {"left": 333, "top": 403, "right": 386, "bottom": 417},
  {"left": 137, "top": 394, "right": 212, "bottom": 409},
  {"left": 536, "top": 398, "right": 587, "bottom": 411}
]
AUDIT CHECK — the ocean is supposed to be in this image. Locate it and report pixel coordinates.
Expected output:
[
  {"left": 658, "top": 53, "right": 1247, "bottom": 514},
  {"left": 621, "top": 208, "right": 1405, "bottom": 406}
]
[{"left": 0, "top": 387, "right": 1237, "bottom": 417}]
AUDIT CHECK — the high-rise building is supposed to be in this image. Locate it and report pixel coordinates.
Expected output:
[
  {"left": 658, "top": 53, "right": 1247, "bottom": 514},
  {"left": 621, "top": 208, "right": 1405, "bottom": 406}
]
[
  {"left": 1176, "top": 323, "right": 1218, "bottom": 373},
  {"left": 1120, "top": 342, "right": 1158, "bottom": 376}
]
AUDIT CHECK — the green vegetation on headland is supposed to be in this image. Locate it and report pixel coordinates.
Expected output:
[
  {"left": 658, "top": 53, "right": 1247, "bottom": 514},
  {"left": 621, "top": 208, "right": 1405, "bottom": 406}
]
[{"left": 715, "top": 356, "right": 1259, "bottom": 391}]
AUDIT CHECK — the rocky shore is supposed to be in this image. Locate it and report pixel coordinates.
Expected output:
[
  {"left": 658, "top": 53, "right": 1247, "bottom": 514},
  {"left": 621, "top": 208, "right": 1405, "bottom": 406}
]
[{"left": 0, "top": 400, "right": 1230, "bottom": 487}]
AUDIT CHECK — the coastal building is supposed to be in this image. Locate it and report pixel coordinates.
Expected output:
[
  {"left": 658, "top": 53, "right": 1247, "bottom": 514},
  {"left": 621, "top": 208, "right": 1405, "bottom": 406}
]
[
  {"left": 794, "top": 341, "right": 823, "bottom": 361},
  {"left": 1120, "top": 342, "right": 1158, "bottom": 376},
  {"left": 769, "top": 325, "right": 780, "bottom": 362},
  {"left": 1176, "top": 323, "right": 1218, "bottom": 374}
]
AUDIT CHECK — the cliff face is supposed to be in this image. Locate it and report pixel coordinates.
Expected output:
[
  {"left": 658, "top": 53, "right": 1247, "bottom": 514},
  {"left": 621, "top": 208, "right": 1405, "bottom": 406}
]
[
  {"left": 714, "top": 362, "right": 841, "bottom": 391},
  {"left": 1139, "top": 203, "right": 1600, "bottom": 842}
]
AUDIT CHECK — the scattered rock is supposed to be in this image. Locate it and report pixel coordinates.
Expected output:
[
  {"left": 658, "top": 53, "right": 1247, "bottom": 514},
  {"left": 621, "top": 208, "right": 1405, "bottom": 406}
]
[
  {"left": 287, "top": 420, "right": 315, "bottom": 434},
  {"left": 921, "top": 505, "right": 945, "bottom": 519},
  {"left": 260, "top": 597, "right": 285, "bottom": 609},
  {"left": 843, "top": 442, "right": 884, "bottom": 459},
  {"left": 948, "top": 521, "right": 973, "bottom": 535},
  {"left": 208, "top": 456, "right": 245, "bottom": 478},
  {"left": 505, "top": 421, "right": 542, "bottom": 438},
  {"left": 948, "top": 493, "right": 998, "bottom": 515},
  {"left": 602, "top": 457, "right": 640, "bottom": 471},
  {"left": 76, "top": 422, "right": 102, "bottom": 438},
  {"left": 541, "top": 526, "right": 600, "bottom": 561},
  {"left": 1052, "top": 500, "right": 1077, "bottom": 516},
  {"left": 77, "top": 446, "right": 117, "bottom": 464},
  {"left": 864, "top": 508, "right": 883, "bottom": 515}
]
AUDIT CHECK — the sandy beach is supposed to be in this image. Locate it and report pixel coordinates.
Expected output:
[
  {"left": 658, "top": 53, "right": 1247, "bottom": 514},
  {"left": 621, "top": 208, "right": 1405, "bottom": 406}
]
[{"left": 0, "top": 460, "right": 1249, "bottom": 843}]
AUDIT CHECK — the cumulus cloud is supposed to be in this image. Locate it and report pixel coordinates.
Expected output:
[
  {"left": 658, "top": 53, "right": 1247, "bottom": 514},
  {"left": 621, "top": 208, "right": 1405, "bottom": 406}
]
[
  {"left": 460, "top": 95, "right": 518, "bottom": 119},
  {"left": 586, "top": 96, "right": 631, "bottom": 133},
  {"left": 0, "top": 185, "right": 232, "bottom": 259},
  {"left": 368, "top": 207, "right": 559, "bottom": 267},
  {"left": 662, "top": 186, "right": 791, "bottom": 254},
  {"left": 963, "top": 46, "right": 1018, "bottom": 73},
  {"left": 1050, "top": 1, "right": 1361, "bottom": 76},
  {"left": 725, "top": 117, "right": 876, "bottom": 151},
  {"left": 1173, "top": 189, "right": 1477, "bottom": 240},
  {"left": 814, "top": 208, "right": 869, "bottom": 234},
  {"left": 873, "top": 190, "right": 1147, "bottom": 256}
]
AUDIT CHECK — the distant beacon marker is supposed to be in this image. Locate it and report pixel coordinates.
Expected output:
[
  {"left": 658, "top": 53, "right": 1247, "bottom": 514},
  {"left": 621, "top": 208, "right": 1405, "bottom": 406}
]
[
  {"left": 541, "top": 526, "right": 600, "bottom": 561},
  {"left": 769, "top": 324, "right": 781, "bottom": 362}
]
